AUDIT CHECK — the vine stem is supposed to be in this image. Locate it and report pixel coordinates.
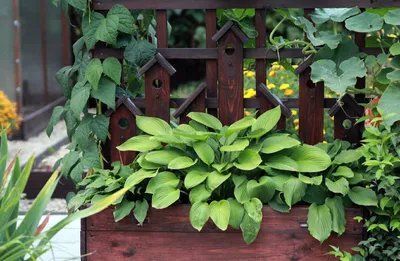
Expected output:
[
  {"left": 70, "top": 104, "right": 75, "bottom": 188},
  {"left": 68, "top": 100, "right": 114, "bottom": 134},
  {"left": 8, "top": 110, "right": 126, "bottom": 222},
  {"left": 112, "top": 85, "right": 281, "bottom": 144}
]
[{"left": 269, "top": 16, "right": 287, "bottom": 45}]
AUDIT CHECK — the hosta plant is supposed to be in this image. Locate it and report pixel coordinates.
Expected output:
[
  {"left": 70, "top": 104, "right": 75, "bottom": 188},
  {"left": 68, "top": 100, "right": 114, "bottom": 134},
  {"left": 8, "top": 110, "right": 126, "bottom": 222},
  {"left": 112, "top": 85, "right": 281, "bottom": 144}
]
[{"left": 69, "top": 106, "right": 376, "bottom": 244}]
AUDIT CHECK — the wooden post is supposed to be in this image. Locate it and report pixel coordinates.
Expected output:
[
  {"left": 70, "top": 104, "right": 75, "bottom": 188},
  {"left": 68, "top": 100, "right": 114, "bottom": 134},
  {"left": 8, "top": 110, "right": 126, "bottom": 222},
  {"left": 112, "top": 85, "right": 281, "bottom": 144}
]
[
  {"left": 213, "top": 21, "right": 248, "bottom": 125},
  {"left": 299, "top": 9, "right": 324, "bottom": 145},
  {"left": 206, "top": 9, "right": 218, "bottom": 117}
]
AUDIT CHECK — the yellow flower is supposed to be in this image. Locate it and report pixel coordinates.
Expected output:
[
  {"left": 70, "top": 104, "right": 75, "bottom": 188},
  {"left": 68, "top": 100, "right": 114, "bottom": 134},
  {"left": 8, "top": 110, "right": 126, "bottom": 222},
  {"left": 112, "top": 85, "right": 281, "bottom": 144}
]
[
  {"left": 331, "top": 116, "right": 334, "bottom": 121},
  {"left": 293, "top": 119, "right": 299, "bottom": 124},
  {"left": 269, "top": 70, "right": 277, "bottom": 77},
  {"left": 284, "top": 89, "right": 294, "bottom": 96},
  {"left": 267, "top": 83, "right": 276, "bottom": 89},
  {"left": 323, "top": 129, "right": 326, "bottom": 135},
  {"left": 295, "top": 125, "right": 299, "bottom": 130},
  {"left": 272, "top": 64, "right": 281, "bottom": 70},
  {"left": 280, "top": 84, "right": 290, "bottom": 90},
  {"left": 244, "top": 71, "right": 256, "bottom": 77},
  {"left": 291, "top": 110, "right": 297, "bottom": 116},
  {"left": 292, "top": 65, "right": 299, "bottom": 69},
  {"left": 325, "top": 94, "right": 332, "bottom": 98},
  {"left": 245, "top": 110, "right": 251, "bottom": 116},
  {"left": 244, "top": 88, "right": 256, "bottom": 98},
  {"left": 323, "top": 141, "right": 328, "bottom": 144},
  {"left": 0, "top": 90, "right": 20, "bottom": 134},
  {"left": 280, "top": 65, "right": 285, "bottom": 71},
  {"left": 387, "top": 34, "right": 397, "bottom": 38}
]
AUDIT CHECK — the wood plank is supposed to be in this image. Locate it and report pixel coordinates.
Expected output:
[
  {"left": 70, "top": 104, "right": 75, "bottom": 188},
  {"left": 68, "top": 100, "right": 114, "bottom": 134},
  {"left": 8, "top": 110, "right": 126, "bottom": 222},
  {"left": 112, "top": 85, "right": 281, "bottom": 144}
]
[
  {"left": 129, "top": 97, "right": 337, "bottom": 109},
  {"left": 255, "top": 9, "right": 271, "bottom": 115},
  {"left": 86, "top": 205, "right": 363, "bottom": 234},
  {"left": 206, "top": 9, "right": 218, "bottom": 117},
  {"left": 24, "top": 171, "right": 75, "bottom": 199},
  {"left": 217, "top": 30, "right": 244, "bottom": 125},
  {"left": 156, "top": 10, "right": 168, "bottom": 48},
  {"left": 93, "top": 0, "right": 400, "bottom": 10},
  {"left": 299, "top": 9, "right": 324, "bottom": 145}
]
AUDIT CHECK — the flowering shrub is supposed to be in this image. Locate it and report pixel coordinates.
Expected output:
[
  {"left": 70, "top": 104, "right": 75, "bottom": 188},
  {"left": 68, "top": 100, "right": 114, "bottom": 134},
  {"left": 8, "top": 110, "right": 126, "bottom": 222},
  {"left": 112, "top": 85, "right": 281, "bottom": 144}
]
[{"left": 0, "top": 91, "right": 20, "bottom": 134}]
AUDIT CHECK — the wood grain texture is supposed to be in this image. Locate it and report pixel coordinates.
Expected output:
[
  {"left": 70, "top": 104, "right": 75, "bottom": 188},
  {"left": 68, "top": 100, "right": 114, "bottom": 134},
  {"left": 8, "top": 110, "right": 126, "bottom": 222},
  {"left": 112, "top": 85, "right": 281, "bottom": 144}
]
[
  {"left": 93, "top": 0, "right": 400, "bottom": 10},
  {"left": 85, "top": 205, "right": 363, "bottom": 261},
  {"left": 206, "top": 10, "right": 218, "bottom": 117},
  {"left": 156, "top": 10, "right": 168, "bottom": 48},
  {"left": 217, "top": 30, "right": 244, "bottom": 125},
  {"left": 109, "top": 104, "right": 136, "bottom": 164},
  {"left": 144, "top": 64, "right": 171, "bottom": 122}
]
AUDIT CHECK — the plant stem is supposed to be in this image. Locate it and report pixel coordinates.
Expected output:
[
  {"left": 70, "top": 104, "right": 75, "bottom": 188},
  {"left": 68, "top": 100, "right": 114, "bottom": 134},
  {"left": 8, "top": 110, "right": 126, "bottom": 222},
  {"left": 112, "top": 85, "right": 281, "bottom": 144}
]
[{"left": 269, "top": 16, "right": 287, "bottom": 45}]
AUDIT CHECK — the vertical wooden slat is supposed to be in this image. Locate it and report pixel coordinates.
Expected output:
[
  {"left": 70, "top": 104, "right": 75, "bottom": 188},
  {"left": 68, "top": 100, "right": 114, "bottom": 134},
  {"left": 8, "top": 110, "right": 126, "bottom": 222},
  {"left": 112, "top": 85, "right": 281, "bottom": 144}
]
[
  {"left": 255, "top": 9, "right": 270, "bottom": 114},
  {"left": 299, "top": 9, "right": 324, "bottom": 145},
  {"left": 156, "top": 10, "right": 168, "bottom": 48},
  {"left": 217, "top": 30, "right": 244, "bottom": 125},
  {"left": 61, "top": 10, "right": 70, "bottom": 66},
  {"left": 206, "top": 10, "right": 218, "bottom": 117},
  {"left": 13, "top": 0, "right": 22, "bottom": 113}
]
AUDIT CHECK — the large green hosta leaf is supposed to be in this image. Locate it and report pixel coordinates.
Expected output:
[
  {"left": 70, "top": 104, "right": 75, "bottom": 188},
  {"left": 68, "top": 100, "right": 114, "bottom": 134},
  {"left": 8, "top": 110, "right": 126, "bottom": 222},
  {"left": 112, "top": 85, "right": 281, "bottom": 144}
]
[
  {"left": 246, "top": 176, "right": 275, "bottom": 203},
  {"left": 251, "top": 106, "right": 281, "bottom": 135},
  {"left": 289, "top": 145, "right": 332, "bottom": 173},
  {"left": 233, "top": 150, "right": 262, "bottom": 170},
  {"left": 261, "top": 136, "right": 300, "bottom": 154},
  {"left": 307, "top": 203, "right": 332, "bottom": 243},
  {"left": 228, "top": 198, "right": 245, "bottom": 229},
  {"left": 240, "top": 212, "right": 261, "bottom": 244},
  {"left": 348, "top": 187, "right": 378, "bottom": 207},
  {"left": 283, "top": 177, "right": 307, "bottom": 207},
  {"left": 187, "top": 112, "right": 222, "bottom": 130},
  {"left": 310, "top": 8, "right": 360, "bottom": 24},
  {"left": 345, "top": 12, "right": 384, "bottom": 33},
  {"left": 311, "top": 57, "right": 367, "bottom": 94},
  {"left": 378, "top": 82, "right": 400, "bottom": 126},
  {"left": 136, "top": 116, "right": 172, "bottom": 136},
  {"left": 193, "top": 141, "right": 214, "bottom": 165},
  {"left": 210, "top": 200, "right": 230, "bottom": 231},
  {"left": 325, "top": 197, "right": 346, "bottom": 236},
  {"left": 146, "top": 172, "right": 179, "bottom": 194},
  {"left": 190, "top": 202, "right": 210, "bottom": 231},
  {"left": 117, "top": 135, "right": 161, "bottom": 152},
  {"left": 152, "top": 186, "right": 180, "bottom": 209}
]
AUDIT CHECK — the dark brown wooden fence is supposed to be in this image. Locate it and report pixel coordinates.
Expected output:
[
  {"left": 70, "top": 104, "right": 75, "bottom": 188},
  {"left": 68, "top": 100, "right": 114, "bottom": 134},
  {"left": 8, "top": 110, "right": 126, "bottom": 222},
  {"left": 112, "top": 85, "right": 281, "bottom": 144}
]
[{"left": 83, "top": 1, "right": 398, "bottom": 259}]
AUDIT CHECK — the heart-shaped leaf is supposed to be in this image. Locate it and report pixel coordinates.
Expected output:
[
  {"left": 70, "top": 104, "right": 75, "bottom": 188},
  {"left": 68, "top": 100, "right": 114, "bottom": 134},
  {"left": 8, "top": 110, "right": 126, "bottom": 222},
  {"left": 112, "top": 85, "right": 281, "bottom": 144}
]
[
  {"left": 332, "top": 166, "right": 354, "bottom": 178},
  {"left": 146, "top": 172, "right": 179, "bottom": 194},
  {"left": 289, "top": 145, "right": 332, "bottom": 173},
  {"left": 228, "top": 198, "right": 245, "bottom": 229},
  {"left": 189, "top": 184, "right": 212, "bottom": 204},
  {"left": 325, "top": 177, "right": 350, "bottom": 195},
  {"left": 152, "top": 186, "right": 180, "bottom": 209},
  {"left": 246, "top": 176, "right": 275, "bottom": 203},
  {"left": 233, "top": 150, "right": 262, "bottom": 170},
  {"left": 190, "top": 202, "right": 210, "bottom": 231},
  {"left": 184, "top": 171, "right": 210, "bottom": 189},
  {"left": 244, "top": 198, "right": 263, "bottom": 223},
  {"left": 283, "top": 177, "right": 307, "bottom": 207},
  {"left": 210, "top": 200, "right": 231, "bottom": 231},
  {"left": 345, "top": 12, "right": 383, "bottom": 33},
  {"left": 325, "top": 197, "right": 346, "bottom": 236},
  {"left": 193, "top": 141, "right": 214, "bottom": 165},
  {"left": 206, "top": 171, "right": 231, "bottom": 191},
  {"left": 307, "top": 203, "right": 332, "bottom": 243}
]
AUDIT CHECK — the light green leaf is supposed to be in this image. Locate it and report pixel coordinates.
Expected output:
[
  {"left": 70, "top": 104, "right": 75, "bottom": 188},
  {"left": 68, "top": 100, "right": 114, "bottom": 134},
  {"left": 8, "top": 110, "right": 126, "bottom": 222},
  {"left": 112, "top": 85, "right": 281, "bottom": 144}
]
[
  {"left": 283, "top": 177, "right": 307, "bottom": 207},
  {"left": 333, "top": 150, "right": 362, "bottom": 164},
  {"left": 387, "top": 70, "right": 400, "bottom": 82},
  {"left": 189, "top": 184, "right": 212, "bottom": 204},
  {"left": 226, "top": 117, "right": 256, "bottom": 136},
  {"left": 136, "top": 116, "right": 172, "bottom": 136},
  {"left": 390, "top": 43, "right": 400, "bottom": 56},
  {"left": 124, "top": 169, "right": 157, "bottom": 188},
  {"left": 325, "top": 197, "right": 346, "bottom": 235},
  {"left": 311, "top": 57, "right": 367, "bottom": 94},
  {"left": 103, "top": 57, "right": 121, "bottom": 84},
  {"left": 96, "top": 15, "right": 119, "bottom": 45},
  {"left": 265, "top": 155, "right": 299, "bottom": 172},
  {"left": 124, "top": 39, "right": 157, "bottom": 67},
  {"left": 311, "top": 8, "right": 360, "bottom": 24},
  {"left": 47, "top": 106, "right": 64, "bottom": 137},
  {"left": 113, "top": 198, "right": 135, "bottom": 222},
  {"left": 332, "top": 166, "right": 354, "bottom": 178},
  {"left": 190, "top": 202, "right": 210, "bottom": 231},
  {"left": 379, "top": 82, "right": 400, "bottom": 126},
  {"left": 187, "top": 112, "right": 222, "bottom": 130},
  {"left": 206, "top": 171, "right": 231, "bottom": 191},
  {"left": 85, "top": 58, "right": 103, "bottom": 90},
  {"left": 345, "top": 12, "right": 384, "bottom": 33},
  {"left": 251, "top": 106, "right": 281, "bottom": 133},
  {"left": 56, "top": 66, "right": 74, "bottom": 98},
  {"left": 146, "top": 172, "right": 179, "bottom": 194},
  {"left": 234, "top": 180, "right": 251, "bottom": 204},
  {"left": 348, "top": 187, "right": 378, "bottom": 206},
  {"left": 193, "top": 141, "right": 214, "bottom": 165},
  {"left": 269, "top": 174, "right": 291, "bottom": 192},
  {"left": 220, "top": 139, "right": 249, "bottom": 152},
  {"left": 184, "top": 171, "right": 210, "bottom": 190},
  {"left": 289, "top": 145, "right": 331, "bottom": 173},
  {"left": 210, "top": 200, "right": 230, "bottom": 231},
  {"left": 168, "top": 156, "right": 198, "bottom": 170},
  {"left": 71, "top": 81, "right": 91, "bottom": 118},
  {"left": 117, "top": 135, "right": 161, "bottom": 152},
  {"left": 384, "top": 9, "right": 400, "bottom": 25},
  {"left": 240, "top": 213, "right": 261, "bottom": 244},
  {"left": 145, "top": 150, "right": 182, "bottom": 165},
  {"left": 134, "top": 199, "right": 149, "bottom": 225},
  {"left": 298, "top": 174, "right": 323, "bottom": 185},
  {"left": 228, "top": 198, "right": 245, "bottom": 229},
  {"left": 307, "top": 203, "right": 332, "bottom": 243},
  {"left": 152, "top": 186, "right": 180, "bottom": 209},
  {"left": 247, "top": 176, "right": 275, "bottom": 203},
  {"left": 108, "top": 4, "right": 135, "bottom": 34},
  {"left": 233, "top": 149, "right": 262, "bottom": 170},
  {"left": 325, "top": 177, "right": 349, "bottom": 195},
  {"left": 244, "top": 198, "right": 263, "bottom": 223},
  {"left": 91, "top": 77, "right": 116, "bottom": 110},
  {"left": 261, "top": 136, "right": 300, "bottom": 154}
]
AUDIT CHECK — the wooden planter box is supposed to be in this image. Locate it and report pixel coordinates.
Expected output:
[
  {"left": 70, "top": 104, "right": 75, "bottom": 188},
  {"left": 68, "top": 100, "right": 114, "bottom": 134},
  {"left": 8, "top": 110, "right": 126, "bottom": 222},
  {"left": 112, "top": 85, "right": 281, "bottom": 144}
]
[{"left": 82, "top": 205, "right": 363, "bottom": 261}]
